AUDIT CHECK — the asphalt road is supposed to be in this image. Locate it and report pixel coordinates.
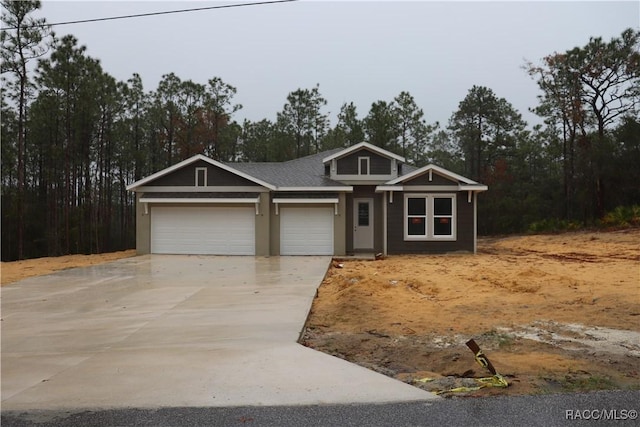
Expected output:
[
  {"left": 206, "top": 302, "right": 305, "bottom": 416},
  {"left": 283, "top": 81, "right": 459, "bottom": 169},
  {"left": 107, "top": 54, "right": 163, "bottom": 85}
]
[{"left": 2, "top": 390, "right": 638, "bottom": 427}]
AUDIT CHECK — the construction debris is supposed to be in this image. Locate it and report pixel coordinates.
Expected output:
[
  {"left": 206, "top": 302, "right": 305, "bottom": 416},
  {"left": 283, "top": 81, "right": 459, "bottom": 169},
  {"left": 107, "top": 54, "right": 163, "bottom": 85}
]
[{"left": 465, "top": 338, "right": 509, "bottom": 388}]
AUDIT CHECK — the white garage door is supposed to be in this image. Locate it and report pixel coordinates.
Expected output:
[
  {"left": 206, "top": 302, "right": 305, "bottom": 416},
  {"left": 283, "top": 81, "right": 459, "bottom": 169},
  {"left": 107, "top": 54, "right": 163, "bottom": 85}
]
[
  {"left": 280, "top": 207, "right": 334, "bottom": 255},
  {"left": 151, "top": 206, "right": 255, "bottom": 255}
]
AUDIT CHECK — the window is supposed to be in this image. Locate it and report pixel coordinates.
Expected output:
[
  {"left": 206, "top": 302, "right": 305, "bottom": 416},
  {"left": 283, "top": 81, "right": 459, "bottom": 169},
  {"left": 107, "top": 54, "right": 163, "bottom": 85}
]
[
  {"left": 433, "top": 197, "right": 453, "bottom": 236},
  {"left": 358, "top": 201, "right": 370, "bottom": 226},
  {"left": 358, "top": 156, "right": 370, "bottom": 175},
  {"left": 404, "top": 194, "right": 456, "bottom": 240},
  {"left": 195, "top": 167, "right": 207, "bottom": 187},
  {"left": 406, "top": 198, "right": 426, "bottom": 236}
]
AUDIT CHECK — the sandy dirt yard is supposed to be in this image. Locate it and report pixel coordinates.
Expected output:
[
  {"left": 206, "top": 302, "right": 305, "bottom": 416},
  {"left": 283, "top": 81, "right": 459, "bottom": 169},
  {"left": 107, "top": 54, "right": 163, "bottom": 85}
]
[
  {"left": 301, "top": 229, "right": 640, "bottom": 397},
  {"left": 1, "top": 250, "right": 136, "bottom": 286}
]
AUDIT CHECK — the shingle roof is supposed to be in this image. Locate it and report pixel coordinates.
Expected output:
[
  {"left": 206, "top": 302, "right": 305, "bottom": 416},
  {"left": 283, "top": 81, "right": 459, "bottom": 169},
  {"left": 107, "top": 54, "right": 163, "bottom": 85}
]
[
  {"left": 227, "top": 149, "right": 349, "bottom": 188},
  {"left": 402, "top": 164, "right": 419, "bottom": 174}
]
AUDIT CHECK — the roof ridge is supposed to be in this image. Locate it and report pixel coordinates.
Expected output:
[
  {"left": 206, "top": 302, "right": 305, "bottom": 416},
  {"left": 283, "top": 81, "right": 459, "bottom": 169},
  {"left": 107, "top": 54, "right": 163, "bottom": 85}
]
[{"left": 283, "top": 148, "right": 343, "bottom": 164}]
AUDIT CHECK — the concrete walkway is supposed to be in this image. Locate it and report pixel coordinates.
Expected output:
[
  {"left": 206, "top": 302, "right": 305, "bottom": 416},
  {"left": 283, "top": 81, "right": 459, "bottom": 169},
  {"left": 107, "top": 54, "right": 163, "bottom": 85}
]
[{"left": 1, "top": 256, "right": 436, "bottom": 410}]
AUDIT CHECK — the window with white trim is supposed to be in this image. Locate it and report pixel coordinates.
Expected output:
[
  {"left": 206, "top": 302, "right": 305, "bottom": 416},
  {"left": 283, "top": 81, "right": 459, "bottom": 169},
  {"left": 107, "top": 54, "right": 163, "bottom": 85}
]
[
  {"left": 358, "top": 156, "right": 370, "bottom": 175},
  {"left": 195, "top": 167, "right": 207, "bottom": 187},
  {"left": 404, "top": 194, "right": 456, "bottom": 240}
]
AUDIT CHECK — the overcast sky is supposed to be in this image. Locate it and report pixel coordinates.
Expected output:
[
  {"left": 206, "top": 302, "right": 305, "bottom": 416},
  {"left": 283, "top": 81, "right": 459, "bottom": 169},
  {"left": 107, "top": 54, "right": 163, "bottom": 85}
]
[{"left": 33, "top": 1, "right": 640, "bottom": 129}]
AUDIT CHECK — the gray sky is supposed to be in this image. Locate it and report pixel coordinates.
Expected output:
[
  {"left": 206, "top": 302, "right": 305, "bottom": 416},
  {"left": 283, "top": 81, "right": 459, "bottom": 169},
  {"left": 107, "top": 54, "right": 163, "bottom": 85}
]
[{"left": 34, "top": 1, "right": 639, "bottom": 129}]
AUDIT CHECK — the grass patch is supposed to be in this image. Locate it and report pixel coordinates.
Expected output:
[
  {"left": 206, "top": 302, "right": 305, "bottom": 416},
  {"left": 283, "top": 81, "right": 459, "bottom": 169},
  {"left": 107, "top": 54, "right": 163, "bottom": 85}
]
[
  {"left": 539, "top": 370, "right": 617, "bottom": 393},
  {"left": 561, "top": 374, "right": 616, "bottom": 392},
  {"left": 481, "top": 329, "right": 515, "bottom": 349}
]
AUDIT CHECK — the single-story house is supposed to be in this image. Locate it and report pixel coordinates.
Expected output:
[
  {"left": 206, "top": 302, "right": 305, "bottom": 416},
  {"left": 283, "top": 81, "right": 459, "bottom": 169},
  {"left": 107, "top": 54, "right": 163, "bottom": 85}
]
[{"left": 126, "top": 142, "right": 487, "bottom": 256}]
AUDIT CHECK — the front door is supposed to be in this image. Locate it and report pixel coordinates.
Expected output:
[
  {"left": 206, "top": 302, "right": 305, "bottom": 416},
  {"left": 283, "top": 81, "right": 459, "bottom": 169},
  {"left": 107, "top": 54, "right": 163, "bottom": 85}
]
[{"left": 353, "top": 198, "right": 374, "bottom": 249}]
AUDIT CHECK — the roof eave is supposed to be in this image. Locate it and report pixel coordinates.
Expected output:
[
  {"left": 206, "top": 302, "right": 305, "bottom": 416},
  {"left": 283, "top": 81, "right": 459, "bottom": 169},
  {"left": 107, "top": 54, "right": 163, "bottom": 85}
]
[
  {"left": 460, "top": 184, "right": 488, "bottom": 192},
  {"left": 375, "top": 185, "right": 403, "bottom": 192},
  {"left": 376, "top": 184, "right": 488, "bottom": 192},
  {"left": 276, "top": 186, "right": 353, "bottom": 192}
]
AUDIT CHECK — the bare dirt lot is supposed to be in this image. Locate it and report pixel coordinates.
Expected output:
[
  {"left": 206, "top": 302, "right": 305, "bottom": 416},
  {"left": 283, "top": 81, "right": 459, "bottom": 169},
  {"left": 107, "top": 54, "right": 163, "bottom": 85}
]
[{"left": 301, "top": 229, "right": 640, "bottom": 397}]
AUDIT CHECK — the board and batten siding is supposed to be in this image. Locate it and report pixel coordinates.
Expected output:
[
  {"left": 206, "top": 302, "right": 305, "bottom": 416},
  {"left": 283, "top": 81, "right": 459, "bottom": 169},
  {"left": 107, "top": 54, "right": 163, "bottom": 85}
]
[
  {"left": 148, "top": 160, "right": 256, "bottom": 187},
  {"left": 336, "top": 149, "right": 392, "bottom": 175},
  {"left": 386, "top": 192, "right": 474, "bottom": 254}
]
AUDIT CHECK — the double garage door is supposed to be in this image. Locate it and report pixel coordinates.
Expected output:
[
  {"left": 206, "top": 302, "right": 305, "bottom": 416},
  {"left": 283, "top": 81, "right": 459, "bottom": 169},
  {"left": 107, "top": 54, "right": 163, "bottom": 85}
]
[
  {"left": 150, "top": 206, "right": 334, "bottom": 255},
  {"left": 151, "top": 206, "right": 255, "bottom": 255}
]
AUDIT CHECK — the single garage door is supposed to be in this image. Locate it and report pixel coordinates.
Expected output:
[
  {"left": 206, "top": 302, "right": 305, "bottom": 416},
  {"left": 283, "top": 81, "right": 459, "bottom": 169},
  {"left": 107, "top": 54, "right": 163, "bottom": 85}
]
[
  {"left": 280, "top": 207, "right": 334, "bottom": 255},
  {"left": 151, "top": 206, "right": 255, "bottom": 255}
]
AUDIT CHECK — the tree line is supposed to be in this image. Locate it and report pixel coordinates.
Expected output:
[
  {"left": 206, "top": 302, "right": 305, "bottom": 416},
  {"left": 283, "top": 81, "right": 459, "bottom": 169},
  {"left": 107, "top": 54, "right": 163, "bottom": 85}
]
[{"left": 2, "top": 1, "right": 639, "bottom": 261}]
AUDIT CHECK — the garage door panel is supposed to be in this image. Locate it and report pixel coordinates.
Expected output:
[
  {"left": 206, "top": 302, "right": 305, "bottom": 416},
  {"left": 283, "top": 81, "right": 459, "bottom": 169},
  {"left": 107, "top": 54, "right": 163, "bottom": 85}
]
[
  {"left": 151, "top": 206, "right": 255, "bottom": 255},
  {"left": 280, "top": 207, "right": 333, "bottom": 255}
]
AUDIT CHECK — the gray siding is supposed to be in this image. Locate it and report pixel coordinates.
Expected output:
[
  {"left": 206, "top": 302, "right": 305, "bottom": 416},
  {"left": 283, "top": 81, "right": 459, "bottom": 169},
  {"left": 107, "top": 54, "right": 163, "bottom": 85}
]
[
  {"left": 149, "top": 160, "right": 256, "bottom": 186},
  {"left": 386, "top": 192, "right": 474, "bottom": 254},
  {"left": 337, "top": 149, "right": 391, "bottom": 175}
]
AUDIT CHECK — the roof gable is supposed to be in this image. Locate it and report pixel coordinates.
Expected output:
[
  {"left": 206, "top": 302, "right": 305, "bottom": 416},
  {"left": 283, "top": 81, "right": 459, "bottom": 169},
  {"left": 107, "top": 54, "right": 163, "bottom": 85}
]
[
  {"left": 322, "top": 142, "right": 405, "bottom": 164},
  {"left": 126, "top": 154, "right": 276, "bottom": 191},
  {"left": 386, "top": 164, "right": 485, "bottom": 187}
]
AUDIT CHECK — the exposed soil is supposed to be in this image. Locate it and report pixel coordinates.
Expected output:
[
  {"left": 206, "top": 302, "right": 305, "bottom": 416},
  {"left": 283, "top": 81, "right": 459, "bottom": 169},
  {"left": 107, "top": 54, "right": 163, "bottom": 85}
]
[
  {"left": 301, "top": 229, "right": 640, "bottom": 397},
  {"left": 1, "top": 250, "right": 136, "bottom": 286}
]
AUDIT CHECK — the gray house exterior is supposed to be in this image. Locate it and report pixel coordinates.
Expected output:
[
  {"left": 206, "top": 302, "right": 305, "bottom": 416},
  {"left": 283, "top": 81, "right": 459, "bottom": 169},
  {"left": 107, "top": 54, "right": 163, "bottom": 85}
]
[{"left": 126, "top": 142, "right": 487, "bottom": 256}]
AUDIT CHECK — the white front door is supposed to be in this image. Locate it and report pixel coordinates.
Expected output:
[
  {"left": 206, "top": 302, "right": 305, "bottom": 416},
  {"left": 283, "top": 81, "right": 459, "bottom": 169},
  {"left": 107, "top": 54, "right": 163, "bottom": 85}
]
[{"left": 353, "top": 198, "right": 374, "bottom": 249}]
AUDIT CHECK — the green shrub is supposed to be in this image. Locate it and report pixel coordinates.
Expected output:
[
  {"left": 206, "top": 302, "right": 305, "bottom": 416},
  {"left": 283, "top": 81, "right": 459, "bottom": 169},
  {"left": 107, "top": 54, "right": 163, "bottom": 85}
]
[
  {"left": 600, "top": 205, "right": 640, "bottom": 228},
  {"left": 528, "top": 205, "right": 640, "bottom": 233},
  {"left": 528, "top": 218, "right": 584, "bottom": 233}
]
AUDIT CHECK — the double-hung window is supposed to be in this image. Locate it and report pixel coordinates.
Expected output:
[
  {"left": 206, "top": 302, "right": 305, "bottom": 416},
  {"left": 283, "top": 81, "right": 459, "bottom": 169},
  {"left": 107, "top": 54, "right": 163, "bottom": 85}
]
[
  {"left": 433, "top": 197, "right": 454, "bottom": 237},
  {"left": 406, "top": 197, "right": 427, "bottom": 236},
  {"left": 404, "top": 194, "right": 456, "bottom": 240}
]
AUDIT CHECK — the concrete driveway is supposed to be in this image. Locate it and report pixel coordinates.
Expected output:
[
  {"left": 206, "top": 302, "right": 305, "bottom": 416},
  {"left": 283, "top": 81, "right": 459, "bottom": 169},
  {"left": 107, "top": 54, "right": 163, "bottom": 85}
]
[{"left": 1, "top": 255, "right": 435, "bottom": 410}]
